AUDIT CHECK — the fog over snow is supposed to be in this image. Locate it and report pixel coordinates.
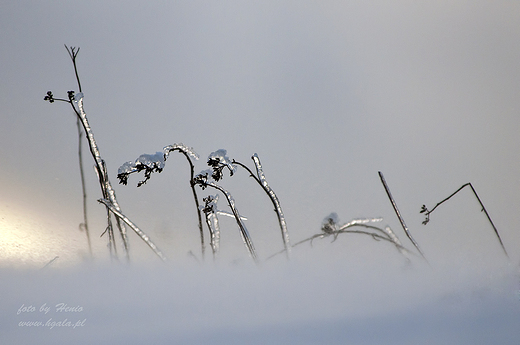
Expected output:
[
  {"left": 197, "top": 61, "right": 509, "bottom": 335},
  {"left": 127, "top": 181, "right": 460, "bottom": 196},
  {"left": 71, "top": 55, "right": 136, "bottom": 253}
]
[{"left": 1, "top": 1, "right": 520, "bottom": 343}]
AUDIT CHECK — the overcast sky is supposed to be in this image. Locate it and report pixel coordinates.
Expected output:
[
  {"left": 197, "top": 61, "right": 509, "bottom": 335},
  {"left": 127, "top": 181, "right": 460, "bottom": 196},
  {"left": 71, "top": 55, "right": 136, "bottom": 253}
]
[{"left": 1, "top": 1, "right": 520, "bottom": 343}]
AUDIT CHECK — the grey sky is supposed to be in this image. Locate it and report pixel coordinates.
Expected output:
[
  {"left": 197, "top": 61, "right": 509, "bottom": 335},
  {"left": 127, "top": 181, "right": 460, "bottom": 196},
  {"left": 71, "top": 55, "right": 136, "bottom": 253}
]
[{"left": 1, "top": 1, "right": 520, "bottom": 342}]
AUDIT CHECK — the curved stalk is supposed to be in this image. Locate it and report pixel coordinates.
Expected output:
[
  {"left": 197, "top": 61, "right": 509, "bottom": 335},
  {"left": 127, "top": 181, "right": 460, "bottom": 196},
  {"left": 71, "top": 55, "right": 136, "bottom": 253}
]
[
  {"left": 232, "top": 154, "right": 290, "bottom": 259},
  {"left": 421, "top": 182, "right": 509, "bottom": 259},
  {"left": 164, "top": 145, "right": 205, "bottom": 259}
]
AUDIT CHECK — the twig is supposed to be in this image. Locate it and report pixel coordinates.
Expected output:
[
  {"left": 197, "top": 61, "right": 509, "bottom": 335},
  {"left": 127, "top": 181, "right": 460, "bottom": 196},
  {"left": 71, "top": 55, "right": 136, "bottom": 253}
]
[
  {"left": 98, "top": 199, "right": 167, "bottom": 262},
  {"left": 378, "top": 171, "right": 428, "bottom": 262},
  {"left": 40, "top": 256, "right": 59, "bottom": 270},
  {"left": 65, "top": 44, "right": 82, "bottom": 93},
  {"left": 76, "top": 118, "right": 91, "bottom": 257}
]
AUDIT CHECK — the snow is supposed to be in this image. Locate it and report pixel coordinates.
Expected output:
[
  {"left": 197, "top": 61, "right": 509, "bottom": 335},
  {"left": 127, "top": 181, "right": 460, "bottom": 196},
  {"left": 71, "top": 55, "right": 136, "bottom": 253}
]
[
  {"left": 136, "top": 152, "right": 165, "bottom": 171},
  {"left": 117, "top": 161, "right": 137, "bottom": 176},
  {"left": 163, "top": 143, "right": 199, "bottom": 161},
  {"left": 207, "top": 149, "right": 237, "bottom": 176}
]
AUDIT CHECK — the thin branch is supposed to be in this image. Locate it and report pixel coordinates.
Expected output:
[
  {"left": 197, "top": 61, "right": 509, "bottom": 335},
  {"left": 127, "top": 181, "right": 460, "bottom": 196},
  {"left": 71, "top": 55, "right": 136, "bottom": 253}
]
[
  {"left": 75, "top": 117, "right": 92, "bottom": 257},
  {"left": 65, "top": 45, "right": 82, "bottom": 92},
  {"left": 98, "top": 199, "right": 167, "bottom": 262}
]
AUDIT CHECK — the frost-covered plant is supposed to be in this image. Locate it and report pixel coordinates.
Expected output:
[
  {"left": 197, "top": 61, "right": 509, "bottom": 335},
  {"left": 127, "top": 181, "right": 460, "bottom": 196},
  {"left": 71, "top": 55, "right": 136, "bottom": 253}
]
[
  {"left": 118, "top": 152, "right": 166, "bottom": 187},
  {"left": 420, "top": 182, "right": 509, "bottom": 259},
  {"left": 117, "top": 146, "right": 261, "bottom": 262},
  {"left": 44, "top": 45, "right": 165, "bottom": 261},
  {"left": 193, "top": 169, "right": 257, "bottom": 262},
  {"left": 206, "top": 150, "right": 291, "bottom": 258},
  {"left": 117, "top": 144, "right": 207, "bottom": 257},
  {"left": 269, "top": 213, "right": 414, "bottom": 260}
]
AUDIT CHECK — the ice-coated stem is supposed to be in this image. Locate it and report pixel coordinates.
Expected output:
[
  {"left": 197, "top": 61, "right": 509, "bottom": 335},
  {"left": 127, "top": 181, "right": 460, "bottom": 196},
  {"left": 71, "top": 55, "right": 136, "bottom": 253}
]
[
  {"left": 201, "top": 195, "right": 220, "bottom": 258},
  {"left": 232, "top": 154, "right": 290, "bottom": 259},
  {"left": 98, "top": 199, "right": 167, "bottom": 262},
  {"left": 163, "top": 144, "right": 205, "bottom": 259},
  {"left": 251, "top": 154, "right": 290, "bottom": 257},
  {"left": 65, "top": 45, "right": 130, "bottom": 257},
  {"left": 75, "top": 95, "right": 129, "bottom": 259},
  {"left": 206, "top": 213, "right": 220, "bottom": 257},
  {"left": 378, "top": 171, "right": 428, "bottom": 263}
]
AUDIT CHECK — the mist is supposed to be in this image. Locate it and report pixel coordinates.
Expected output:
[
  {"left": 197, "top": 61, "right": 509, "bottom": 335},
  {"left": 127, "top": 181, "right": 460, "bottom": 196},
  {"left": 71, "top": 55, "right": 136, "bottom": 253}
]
[{"left": 1, "top": 1, "right": 519, "bottom": 343}]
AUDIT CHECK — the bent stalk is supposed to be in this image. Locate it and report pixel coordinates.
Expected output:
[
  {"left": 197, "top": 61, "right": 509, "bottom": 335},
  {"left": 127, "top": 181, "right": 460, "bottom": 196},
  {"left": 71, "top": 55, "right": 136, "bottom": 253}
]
[
  {"left": 421, "top": 182, "right": 509, "bottom": 259},
  {"left": 233, "top": 154, "right": 290, "bottom": 259}
]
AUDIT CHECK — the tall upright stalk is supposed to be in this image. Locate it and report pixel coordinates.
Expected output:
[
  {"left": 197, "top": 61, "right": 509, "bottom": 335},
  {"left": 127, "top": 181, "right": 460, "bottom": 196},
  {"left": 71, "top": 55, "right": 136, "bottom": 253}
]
[
  {"left": 74, "top": 86, "right": 129, "bottom": 259},
  {"left": 63, "top": 45, "right": 129, "bottom": 258},
  {"left": 44, "top": 46, "right": 163, "bottom": 261},
  {"left": 64, "top": 44, "right": 91, "bottom": 257}
]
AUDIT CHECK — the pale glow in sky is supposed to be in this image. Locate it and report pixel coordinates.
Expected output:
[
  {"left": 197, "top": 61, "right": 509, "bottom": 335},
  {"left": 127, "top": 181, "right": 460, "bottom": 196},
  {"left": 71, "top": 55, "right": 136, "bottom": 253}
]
[{"left": 1, "top": 1, "right": 520, "bottom": 343}]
